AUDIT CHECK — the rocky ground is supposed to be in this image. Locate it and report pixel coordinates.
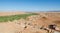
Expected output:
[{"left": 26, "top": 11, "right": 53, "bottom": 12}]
[{"left": 0, "top": 12, "right": 60, "bottom": 33}]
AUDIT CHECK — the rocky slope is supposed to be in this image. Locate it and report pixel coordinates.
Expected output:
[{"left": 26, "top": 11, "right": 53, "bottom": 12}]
[{"left": 0, "top": 12, "right": 60, "bottom": 33}]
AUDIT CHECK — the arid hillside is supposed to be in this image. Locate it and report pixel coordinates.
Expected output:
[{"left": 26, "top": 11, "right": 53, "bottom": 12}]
[{"left": 0, "top": 12, "right": 60, "bottom": 33}]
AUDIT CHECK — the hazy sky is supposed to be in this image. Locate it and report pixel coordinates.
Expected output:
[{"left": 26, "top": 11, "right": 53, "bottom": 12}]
[{"left": 0, "top": 0, "right": 60, "bottom": 12}]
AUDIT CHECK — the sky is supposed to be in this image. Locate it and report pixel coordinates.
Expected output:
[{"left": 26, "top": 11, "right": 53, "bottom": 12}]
[{"left": 0, "top": 0, "right": 60, "bottom": 12}]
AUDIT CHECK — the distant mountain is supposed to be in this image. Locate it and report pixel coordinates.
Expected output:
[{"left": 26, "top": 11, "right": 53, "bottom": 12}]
[{"left": 47, "top": 11, "right": 60, "bottom": 12}]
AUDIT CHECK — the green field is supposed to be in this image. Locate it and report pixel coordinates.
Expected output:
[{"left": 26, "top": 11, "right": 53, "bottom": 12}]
[{"left": 0, "top": 13, "right": 38, "bottom": 22}]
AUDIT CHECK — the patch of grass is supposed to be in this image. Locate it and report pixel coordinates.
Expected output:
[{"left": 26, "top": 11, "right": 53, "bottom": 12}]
[{"left": 0, "top": 13, "right": 38, "bottom": 22}]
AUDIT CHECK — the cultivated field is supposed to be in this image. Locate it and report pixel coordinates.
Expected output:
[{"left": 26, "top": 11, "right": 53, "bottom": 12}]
[
  {"left": 0, "top": 12, "right": 60, "bottom": 33},
  {"left": 0, "top": 13, "right": 38, "bottom": 22}
]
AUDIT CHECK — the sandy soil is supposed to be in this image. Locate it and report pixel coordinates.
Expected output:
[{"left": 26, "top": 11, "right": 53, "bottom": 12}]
[
  {"left": 0, "top": 12, "right": 27, "bottom": 16},
  {"left": 0, "top": 12, "right": 60, "bottom": 33}
]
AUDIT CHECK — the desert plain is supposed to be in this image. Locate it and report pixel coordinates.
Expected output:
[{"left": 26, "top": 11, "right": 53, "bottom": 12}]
[{"left": 0, "top": 12, "right": 60, "bottom": 33}]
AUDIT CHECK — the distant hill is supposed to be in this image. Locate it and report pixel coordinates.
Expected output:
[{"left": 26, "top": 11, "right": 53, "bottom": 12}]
[{"left": 47, "top": 11, "right": 60, "bottom": 12}]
